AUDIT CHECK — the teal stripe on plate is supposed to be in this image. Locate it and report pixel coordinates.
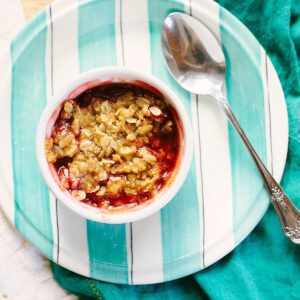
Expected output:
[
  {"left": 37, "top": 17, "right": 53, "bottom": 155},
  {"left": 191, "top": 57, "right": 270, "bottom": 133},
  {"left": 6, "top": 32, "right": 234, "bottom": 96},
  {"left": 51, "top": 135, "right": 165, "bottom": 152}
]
[
  {"left": 78, "top": 0, "right": 117, "bottom": 71},
  {"left": 219, "top": 7, "right": 267, "bottom": 243},
  {"left": 11, "top": 11, "right": 53, "bottom": 258},
  {"left": 148, "top": 0, "right": 202, "bottom": 280},
  {"left": 78, "top": 0, "right": 128, "bottom": 283}
]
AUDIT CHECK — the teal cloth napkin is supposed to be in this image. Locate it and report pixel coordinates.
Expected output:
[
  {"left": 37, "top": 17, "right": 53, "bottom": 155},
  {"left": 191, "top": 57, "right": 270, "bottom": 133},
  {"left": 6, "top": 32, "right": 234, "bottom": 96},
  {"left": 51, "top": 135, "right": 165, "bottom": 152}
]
[{"left": 52, "top": 0, "right": 300, "bottom": 299}]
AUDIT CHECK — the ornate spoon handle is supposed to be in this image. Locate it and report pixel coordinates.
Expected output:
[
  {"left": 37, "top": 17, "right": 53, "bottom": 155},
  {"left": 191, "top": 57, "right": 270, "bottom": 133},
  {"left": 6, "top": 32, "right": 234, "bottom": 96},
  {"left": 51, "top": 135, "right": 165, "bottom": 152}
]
[{"left": 214, "top": 91, "right": 300, "bottom": 244}]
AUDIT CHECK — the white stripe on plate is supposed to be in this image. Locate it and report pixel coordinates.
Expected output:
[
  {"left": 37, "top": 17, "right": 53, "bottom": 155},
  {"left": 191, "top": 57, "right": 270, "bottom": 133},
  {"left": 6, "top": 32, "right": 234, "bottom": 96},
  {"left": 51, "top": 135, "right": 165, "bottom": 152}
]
[
  {"left": 128, "top": 212, "right": 163, "bottom": 284},
  {"left": 56, "top": 200, "right": 89, "bottom": 273},
  {"left": 45, "top": 1, "right": 89, "bottom": 274},
  {"left": 0, "top": 43, "right": 14, "bottom": 223},
  {"left": 116, "top": 0, "right": 163, "bottom": 283},
  {"left": 49, "top": 1, "right": 80, "bottom": 92},
  {"left": 190, "top": 92, "right": 205, "bottom": 268},
  {"left": 46, "top": 6, "right": 58, "bottom": 262},
  {"left": 187, "top": 1, "right": 235, "bottom": 267},
  {"left": 265, "top": 56, "right": 288, "bottom": 181},
  {"left": 261, "top": 48, "right": 273, "bottom": 174},
  {"left": 115, "top": 0, "right": 123, "bottom": 67},
  {"left": 116, "top": 0, "right": 151, "bottom": 71}
]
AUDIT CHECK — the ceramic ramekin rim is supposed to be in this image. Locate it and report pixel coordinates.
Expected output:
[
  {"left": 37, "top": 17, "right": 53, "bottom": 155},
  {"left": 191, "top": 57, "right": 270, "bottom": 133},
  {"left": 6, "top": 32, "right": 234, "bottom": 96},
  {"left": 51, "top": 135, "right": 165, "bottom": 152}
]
[{"left": 36, "top": 66, "right": 193, "bottom": 224}]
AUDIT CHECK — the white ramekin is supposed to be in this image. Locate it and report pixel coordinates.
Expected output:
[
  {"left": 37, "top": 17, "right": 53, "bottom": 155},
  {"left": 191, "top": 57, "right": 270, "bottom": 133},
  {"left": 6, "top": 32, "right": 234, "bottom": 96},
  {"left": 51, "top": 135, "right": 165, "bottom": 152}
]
[{"left": 36, "top": 67, "right": 193, "bottom": 224}]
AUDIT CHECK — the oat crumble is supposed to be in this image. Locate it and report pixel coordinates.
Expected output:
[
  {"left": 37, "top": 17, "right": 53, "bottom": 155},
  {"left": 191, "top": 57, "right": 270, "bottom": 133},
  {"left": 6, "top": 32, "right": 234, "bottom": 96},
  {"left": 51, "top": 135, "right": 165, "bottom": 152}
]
[{"left": 45, "top": 83, "right": 180, "bottom": 209}]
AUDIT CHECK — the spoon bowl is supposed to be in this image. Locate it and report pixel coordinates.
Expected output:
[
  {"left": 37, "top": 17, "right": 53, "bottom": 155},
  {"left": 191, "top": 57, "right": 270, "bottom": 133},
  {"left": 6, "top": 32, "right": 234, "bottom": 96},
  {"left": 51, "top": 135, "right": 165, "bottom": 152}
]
[{"left": 162, "top": 12, "right": 226, "bottom": 95}]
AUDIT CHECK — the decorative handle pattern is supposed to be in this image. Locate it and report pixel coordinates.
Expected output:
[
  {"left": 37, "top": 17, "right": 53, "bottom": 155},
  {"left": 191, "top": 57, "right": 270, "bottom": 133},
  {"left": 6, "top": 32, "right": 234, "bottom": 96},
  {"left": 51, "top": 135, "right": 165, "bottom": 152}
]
[
  {"left": 271, "top": 185, "right": 287, "bottom": 211},
  {"left": 269, "top": 182, "right": 300, "bottom": 242},
  {"left": 285, "top": 220, "right": 300, "bottom": 240},
  {"left": 214, "top": 91, "right": 300, "bottom": 244}
]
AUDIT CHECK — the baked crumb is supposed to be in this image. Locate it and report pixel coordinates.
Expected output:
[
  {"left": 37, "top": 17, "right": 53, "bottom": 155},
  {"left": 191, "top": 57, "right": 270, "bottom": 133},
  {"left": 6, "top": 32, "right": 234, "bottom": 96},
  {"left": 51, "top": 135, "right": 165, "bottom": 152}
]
[{"left": 46, "top": 83, "right": 180, "bottom": 209}]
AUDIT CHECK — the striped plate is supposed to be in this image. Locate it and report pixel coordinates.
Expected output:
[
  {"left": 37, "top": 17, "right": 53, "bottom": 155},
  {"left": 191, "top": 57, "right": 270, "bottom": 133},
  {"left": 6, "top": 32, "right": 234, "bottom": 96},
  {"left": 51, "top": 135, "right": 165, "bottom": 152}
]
[{"left": 0, "top": 0, "right": 288, "bottom": 284}]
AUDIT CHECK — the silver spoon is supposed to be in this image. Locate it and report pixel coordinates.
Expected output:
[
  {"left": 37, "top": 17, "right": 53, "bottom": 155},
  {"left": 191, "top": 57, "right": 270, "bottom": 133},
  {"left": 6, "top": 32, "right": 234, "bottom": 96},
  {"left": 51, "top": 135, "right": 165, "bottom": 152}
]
[{"left": 161, "top": 12, "right": 300, "bottom": 244}]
